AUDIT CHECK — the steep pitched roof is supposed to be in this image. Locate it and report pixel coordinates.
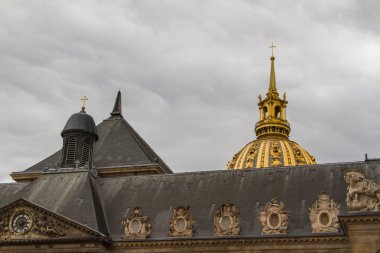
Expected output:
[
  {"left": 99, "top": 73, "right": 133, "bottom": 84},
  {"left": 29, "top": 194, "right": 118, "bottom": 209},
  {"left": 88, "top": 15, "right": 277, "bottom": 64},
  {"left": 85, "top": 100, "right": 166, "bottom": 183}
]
[
  {"left": 0, "top": 171, "right": 108, "bottom": 236},
  {"left": 19, "top": 92, "right": 172, "bottom": 174}
]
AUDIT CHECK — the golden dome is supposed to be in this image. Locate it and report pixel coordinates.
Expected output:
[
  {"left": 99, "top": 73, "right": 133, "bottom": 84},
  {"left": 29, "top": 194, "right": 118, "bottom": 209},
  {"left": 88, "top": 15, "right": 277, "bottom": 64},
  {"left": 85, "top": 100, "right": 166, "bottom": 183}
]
[
  {"left": 227, "top": 138, "right": 315, "bottom": 169},
  {"left": 227, "top": 44, "right": 316, "bottom": 170}
]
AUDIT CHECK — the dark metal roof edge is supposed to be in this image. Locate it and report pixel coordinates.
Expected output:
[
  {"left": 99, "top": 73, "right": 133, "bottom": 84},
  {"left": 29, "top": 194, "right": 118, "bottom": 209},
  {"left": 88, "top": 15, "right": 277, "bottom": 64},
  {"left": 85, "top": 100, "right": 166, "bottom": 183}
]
[
  {"left": 97, "top": 160, "right": 374, "bottom": 181},
  {"left": 96, "top": 163, "right": 162, "bottom": 170},
  {"left": 88, "top": 175, "right": 110, "bottom": 237},
  {"left": 339, "top": 211, "right": 380, "bottom": 217}
]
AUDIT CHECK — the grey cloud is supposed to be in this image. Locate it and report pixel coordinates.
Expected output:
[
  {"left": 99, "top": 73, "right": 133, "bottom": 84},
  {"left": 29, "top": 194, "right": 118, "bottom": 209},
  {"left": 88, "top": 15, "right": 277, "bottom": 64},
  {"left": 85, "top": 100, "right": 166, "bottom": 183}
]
[{"left": 1, "top": 0, "right": 380, "bottom": 182}]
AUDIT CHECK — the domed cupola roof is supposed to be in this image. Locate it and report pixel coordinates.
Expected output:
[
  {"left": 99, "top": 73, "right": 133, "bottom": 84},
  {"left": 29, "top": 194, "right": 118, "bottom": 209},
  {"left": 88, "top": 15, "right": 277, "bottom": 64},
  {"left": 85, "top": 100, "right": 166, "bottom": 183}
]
[
  {"left": 227, "top": 44, "right": 316, "bottom": 170},
  {"left": 61, "top": 97, "right": 98, "bottom": 140}
]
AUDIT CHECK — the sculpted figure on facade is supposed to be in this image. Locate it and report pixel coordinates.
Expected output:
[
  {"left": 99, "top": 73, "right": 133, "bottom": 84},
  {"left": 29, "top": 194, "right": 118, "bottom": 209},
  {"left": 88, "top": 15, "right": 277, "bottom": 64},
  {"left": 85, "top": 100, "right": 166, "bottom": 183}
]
[
  {"left": 258, "top": 197, "right": 288, "bottom": 234},
  {"left": 345, "top": 171, "right": 380, "bottom": 212},
  {"left": 169, "top": 206, "right": 194, "bottom": 237},
  {"left": 309, "top": 192, "right": 340, "bottom": 233},
  {"left": 214, "top": 203, "right": 240, "bottom": 236},
  {"left": 34, "top": 214, "right": 65, "bottom": 237},
  {"left": 122, "top": 207, "right": 151, "bottom": 239}
]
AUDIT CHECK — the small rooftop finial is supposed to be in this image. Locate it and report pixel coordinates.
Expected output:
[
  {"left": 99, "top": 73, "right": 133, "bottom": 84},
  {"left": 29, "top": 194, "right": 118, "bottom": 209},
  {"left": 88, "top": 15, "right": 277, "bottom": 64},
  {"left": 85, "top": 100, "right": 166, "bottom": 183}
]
[
  {"left": 269, "top": 42, "right": 276, "bottom": 58},
  {"left": 110, "top": 91, "right": 123, "bottom": 118},
  {"left": 81, "top": 96, "right": 88, "bottom": 112}
]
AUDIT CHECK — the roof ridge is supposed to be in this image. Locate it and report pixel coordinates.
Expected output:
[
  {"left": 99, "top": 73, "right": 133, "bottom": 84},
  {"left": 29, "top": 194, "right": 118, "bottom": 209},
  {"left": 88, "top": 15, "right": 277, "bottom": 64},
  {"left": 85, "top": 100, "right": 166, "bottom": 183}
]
[{"left": 88, "top": 174, "right": 110, "bottom": 237}]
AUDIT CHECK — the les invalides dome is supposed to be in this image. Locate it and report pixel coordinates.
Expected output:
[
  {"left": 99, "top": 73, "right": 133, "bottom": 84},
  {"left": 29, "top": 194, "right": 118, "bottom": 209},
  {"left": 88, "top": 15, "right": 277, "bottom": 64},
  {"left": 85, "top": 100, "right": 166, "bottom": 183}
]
[{"left": 227, "top": 46, "right": 316, "bottom": 170}]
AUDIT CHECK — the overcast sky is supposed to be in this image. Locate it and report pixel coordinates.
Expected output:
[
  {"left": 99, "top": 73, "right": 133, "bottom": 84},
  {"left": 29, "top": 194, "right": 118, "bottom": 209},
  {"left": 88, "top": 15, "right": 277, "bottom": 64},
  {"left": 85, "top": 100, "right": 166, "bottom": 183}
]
[{"left": 1, "top": 0, "right": 380, "bottom": 182}]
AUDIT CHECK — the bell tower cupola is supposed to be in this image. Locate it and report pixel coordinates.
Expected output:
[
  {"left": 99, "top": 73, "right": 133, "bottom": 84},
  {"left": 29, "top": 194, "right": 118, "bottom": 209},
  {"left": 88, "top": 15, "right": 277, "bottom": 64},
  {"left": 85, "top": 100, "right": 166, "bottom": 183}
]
[{"left": 60, "top": 96, "right": 98, "bottom": 169}]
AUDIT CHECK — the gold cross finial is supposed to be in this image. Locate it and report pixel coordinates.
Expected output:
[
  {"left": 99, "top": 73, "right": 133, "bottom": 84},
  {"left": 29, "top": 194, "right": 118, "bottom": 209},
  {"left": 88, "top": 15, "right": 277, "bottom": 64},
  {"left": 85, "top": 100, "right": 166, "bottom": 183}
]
[
  {"left": 81, "top": 96, "right": 88, "bottom": 111},
  {"left": 269, "top": 42, "right": 276, "bottom": 57}
]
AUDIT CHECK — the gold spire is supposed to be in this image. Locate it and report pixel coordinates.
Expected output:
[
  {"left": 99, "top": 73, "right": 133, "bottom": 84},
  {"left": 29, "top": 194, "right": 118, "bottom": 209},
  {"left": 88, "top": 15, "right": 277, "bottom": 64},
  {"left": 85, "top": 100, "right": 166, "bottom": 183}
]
[
  {"left": 81, "top": 96, "right": 88, "bottom": 112},
  {"left": 267, "top": 42, "right": 278, "bottom": 97},
  {"left": 255, "top": 45, "right": 290, "bottom": 139}
]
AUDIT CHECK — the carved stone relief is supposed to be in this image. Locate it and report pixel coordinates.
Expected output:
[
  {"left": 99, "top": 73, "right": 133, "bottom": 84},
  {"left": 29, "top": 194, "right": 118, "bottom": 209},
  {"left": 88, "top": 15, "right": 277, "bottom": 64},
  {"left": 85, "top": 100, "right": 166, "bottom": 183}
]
[
  {"left": 169, "top": 206, "right": 194, "bottom": 237},
  {"left": 227, "top": 154, "right": 238, "bottom": 170},
  {"left": 246, "top": 143, "right": 259, "bottom": 168},
  {"left": 345, "top": 171, "right": 380, "bottom": 212},
  {"left": 122, "top": 207, "right": 151, "bottom": 239},
  {"left": 214, "top": 203, "right": 240, "bottom": 236},
  {"left": 309, "top": 192, "right": 340, "bottom": 233},
  {"left": 258, "top": 197, "right": 288, "bottom": 234},
  {"left": 270, "top": 142, "right": 282, "bottom": 167},
  {"left": 0, "top": 204, "right": 86, "bottom": 241},
  {"left": 290, "top": 143, "right": 306, "bottom": 165}
]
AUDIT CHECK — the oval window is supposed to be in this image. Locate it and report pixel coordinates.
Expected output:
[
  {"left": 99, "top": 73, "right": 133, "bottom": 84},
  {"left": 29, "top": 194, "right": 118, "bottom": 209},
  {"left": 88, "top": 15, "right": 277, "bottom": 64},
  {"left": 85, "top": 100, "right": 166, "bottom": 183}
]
[
  {"left": 318, "top": 212, "right": 331, "bottom": 227},
  {"left": 220, "top": 215, "right": 233, "bottom": 231},
  {"left": 174, "top": 217, "right": 187, "bottom": 233},
  {"left": 129, "top": 218, "right": 142, "bottom": 234},
  {"left": 267, "top": 212, "right": 281, "bottom": 229}
]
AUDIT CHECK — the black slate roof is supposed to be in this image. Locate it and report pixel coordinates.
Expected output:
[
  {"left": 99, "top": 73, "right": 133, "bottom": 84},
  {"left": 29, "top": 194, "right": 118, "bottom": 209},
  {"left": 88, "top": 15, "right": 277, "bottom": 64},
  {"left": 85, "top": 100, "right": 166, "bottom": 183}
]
[
  {"left": 99, "top": 161, "right": 380, "bottom": 239},
  {"left": 22, "top": 114, "right": 172, "bottom": 174},
  {"left": 3, "top": 160, "right": 379, "bottom": 240},
  {"left": 0, "top": 171, "right": 108, "bottom": 236}
]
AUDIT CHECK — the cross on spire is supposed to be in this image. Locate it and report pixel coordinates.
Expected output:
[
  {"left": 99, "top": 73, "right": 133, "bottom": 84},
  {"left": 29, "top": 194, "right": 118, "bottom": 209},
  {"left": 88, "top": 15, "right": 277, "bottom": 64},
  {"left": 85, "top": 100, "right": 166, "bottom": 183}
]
[
  {"left": 269, "top": 42, "right": 276, "bottom": 57},
  {"left": 81, "top": 96, "right": 88, "bottom": 111}
]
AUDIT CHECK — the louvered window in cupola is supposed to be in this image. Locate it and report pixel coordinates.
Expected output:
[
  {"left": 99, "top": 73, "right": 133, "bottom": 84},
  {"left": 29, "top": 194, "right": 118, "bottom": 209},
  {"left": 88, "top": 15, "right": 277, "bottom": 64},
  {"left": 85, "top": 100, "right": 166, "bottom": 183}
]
[
  {"left": 65, "top": 137, "right": 77, "bottom": 167},
  {"left": 80, "top": 139, "right": 92, "bottom": 167}
]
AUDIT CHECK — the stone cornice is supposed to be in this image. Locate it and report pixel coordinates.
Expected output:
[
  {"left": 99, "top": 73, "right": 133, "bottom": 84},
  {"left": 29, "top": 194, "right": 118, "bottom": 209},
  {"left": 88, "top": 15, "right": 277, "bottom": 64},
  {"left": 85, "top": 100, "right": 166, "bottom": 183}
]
[{"left": 113, "top": 235, "right": 347, "bottom": 248}]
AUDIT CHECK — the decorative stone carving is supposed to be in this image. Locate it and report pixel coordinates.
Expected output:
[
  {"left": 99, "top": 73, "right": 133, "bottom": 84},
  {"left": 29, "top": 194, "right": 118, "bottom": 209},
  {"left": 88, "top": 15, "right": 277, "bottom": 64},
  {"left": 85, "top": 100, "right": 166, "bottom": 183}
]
[
  {"left": 6, "top": 207, "right": 67, "bottom": 239},
  {"left": 0, "top": 200, "right": 92, "bottom": 241},
  {"left": 122, "top": 207, "right": 151, "bottom": 239},
  {"left": 345, "top": 171, "right": 380, "bottom": 212},
  {"left": 34, "top": 214, "right": 65, "bottom": 237},
  {"left": 169, "top": 206, "right": 194, "bottom": 237},
  {"left": 227, "top": 154, "right": 238, "bottom": 170},
  {"left": 309, "top": 192, "right": 340, "bottom": 233},
  {"left": 290, "top": 143, "right": 306, "bottom": 165},
  {"left": 246, "top": 143, "right": 259, "bottom": 168},
  {"left": 270, "top": 142, "right": 282, "bottom": 167},
  {"left": 214, "top": 203, "right": 240, "bottom": 236},
  {"left": 258, "top": 197, "right": 288, "bottom": 234}
]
